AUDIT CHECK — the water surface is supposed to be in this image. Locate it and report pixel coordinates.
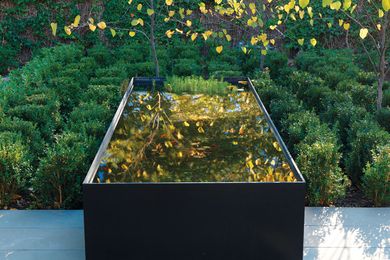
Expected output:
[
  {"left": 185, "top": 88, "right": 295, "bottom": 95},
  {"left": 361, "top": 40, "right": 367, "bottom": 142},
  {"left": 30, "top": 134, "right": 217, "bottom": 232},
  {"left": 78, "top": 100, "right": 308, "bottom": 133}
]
[{"left": 94, "top": 88, "right": 295, "bottom": 183}]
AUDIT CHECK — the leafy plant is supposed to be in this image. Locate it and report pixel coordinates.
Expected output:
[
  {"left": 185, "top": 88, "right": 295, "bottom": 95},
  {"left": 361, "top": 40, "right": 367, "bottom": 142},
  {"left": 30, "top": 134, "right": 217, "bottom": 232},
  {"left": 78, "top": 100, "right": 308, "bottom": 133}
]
[
  {"left": 362, "top": 145, "right": 390, "bottom": 206},
  {"left": 33, "top": 132, "right": 93, "bottom": 209},
  {"left": 297, "top": 140, "right": 349, "bottom": 206},
  {"left": 167, "top": 76, "right": 229, "bottom": 95},
  {"left": 0, "top": 132, "right": 31, "bottom": 208}
]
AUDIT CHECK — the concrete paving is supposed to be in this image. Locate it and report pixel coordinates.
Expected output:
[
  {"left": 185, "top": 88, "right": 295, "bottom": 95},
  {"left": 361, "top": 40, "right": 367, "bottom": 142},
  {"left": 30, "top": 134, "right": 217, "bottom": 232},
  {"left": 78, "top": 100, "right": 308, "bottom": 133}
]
[{"left": 0, "top": 208, "right": 389, "bottom": 260}]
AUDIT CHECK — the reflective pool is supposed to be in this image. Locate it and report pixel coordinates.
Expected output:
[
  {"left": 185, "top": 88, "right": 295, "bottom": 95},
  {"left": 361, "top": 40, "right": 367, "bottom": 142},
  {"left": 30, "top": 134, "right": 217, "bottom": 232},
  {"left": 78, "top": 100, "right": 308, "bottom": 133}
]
[{"left": 94, "top": 87, "right": 296, "bottom": 183}]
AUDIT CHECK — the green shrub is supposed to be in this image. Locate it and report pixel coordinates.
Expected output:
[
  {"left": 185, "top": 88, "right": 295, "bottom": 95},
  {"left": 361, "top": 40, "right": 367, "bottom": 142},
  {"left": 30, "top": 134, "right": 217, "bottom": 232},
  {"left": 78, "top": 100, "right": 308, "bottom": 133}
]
[
  {"left": 48, "top": 77, "right": 82, "bottom": 115},
  {"left": 79, "top": 57, "right": 98, "bottom": 78},
  {"left": 264, "top": 51, "right": 288, "bottom": 80},
  {"left": 114, "top": 44, "right": 147, "bottom": 63},
  {"left": 320, "top": 94, "right": 368, "bottom": 146},
  {"left": 297, "top": 140, "right": 349, "bottom": 206},
  {"left": 0, "top": 117, "right": 44, "bottom": 160},
  {"left": 33, "top": 132, "right": 93, "bottom": 209},
  {"left": 295, "top": 49, "right": 360, "bottom": 88},
  {"left": 16, "top": 45, "right": 84, "bottom": 88},
  {"left": 210, "top": 70, "right": 243, "bottom": 79},
  {"left": 5, "top": 89, "right": 62, "bottom": 141},
  {"left": 269, "top": 97, "right": 303, "bottom": 127},
  {"left": 208, "top": 61, "right": 240, "bottom": 76},
  {"left": 172, "top": 59, "right": 202, "bottom": 76},
  {"left": 238, "top": 51, "right": 260, "bottom": 76},
  {"left": 0, "top": 46, "right": 18, "bottom": 73},
  {"left": 346, "top": 118, "right": 390, "bottom": 184},
  {"left": 82, "top": 85, "right": 121, "bottom": 109},
  {"left": 282, "top": 111, "right": 330, "bottom": 151},
  {"left": 383, "top": 89, "right": 390, "bottom": 107},
  {"left": 376, "top": 108, "right": 390, "bottom": 131},
  {"left": 0, "top": 132, "right": 31, "bottom": 208},
  {"left": 67, "top": 102, "right": 112, "bottom": 138},
  {"left": 362, "top": 145, "right": 390, "bottom": 206},
  {"left": 90, "top": 77, "right": 125, "bottom": 86},
  {"left": 356, "top": 71, "right": 377, "bottom": 85},
  {"left": 336, "top": 80, "right": 376, "bottom": 111},
  {"left": 129, "top": 62, "right": 156, "bottom": 77},
  {"left": 88, "top": 44, "right": 113, "bottom": 66}
]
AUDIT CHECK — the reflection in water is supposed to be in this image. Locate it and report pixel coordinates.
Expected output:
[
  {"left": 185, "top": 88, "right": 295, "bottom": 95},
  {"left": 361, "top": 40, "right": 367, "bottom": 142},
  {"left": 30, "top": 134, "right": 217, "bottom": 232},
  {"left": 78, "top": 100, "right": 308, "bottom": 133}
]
[{"left": 94, "top": 88, "right": 296, "bottom": 183}]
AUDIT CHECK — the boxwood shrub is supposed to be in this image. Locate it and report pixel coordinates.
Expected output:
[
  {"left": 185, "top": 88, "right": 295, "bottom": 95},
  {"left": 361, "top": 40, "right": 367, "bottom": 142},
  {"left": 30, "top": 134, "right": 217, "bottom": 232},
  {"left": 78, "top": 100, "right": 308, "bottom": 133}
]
[
  {"left": 33, "top": 132, "right": 94, "bottom": 209},
  {"left": 362, "top": 145, "right": 390, "bottom": 206},
  {"left": 0, "top": 132, "right": 31, "bottom": 208}
]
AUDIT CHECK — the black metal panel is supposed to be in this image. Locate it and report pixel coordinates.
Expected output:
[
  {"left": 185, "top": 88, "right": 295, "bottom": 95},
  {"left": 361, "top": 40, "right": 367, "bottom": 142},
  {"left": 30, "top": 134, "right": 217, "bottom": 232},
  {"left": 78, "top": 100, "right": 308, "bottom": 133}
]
[{"left": 84, "top": 182, "right": 305, "bottom": 260}]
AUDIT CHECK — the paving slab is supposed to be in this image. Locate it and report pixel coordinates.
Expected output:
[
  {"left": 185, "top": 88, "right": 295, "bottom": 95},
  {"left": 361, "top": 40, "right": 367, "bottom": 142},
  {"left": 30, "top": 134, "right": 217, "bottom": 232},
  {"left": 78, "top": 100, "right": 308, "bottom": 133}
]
[{"left": 0, "top": 208, "right": 388, "bottom": 260}]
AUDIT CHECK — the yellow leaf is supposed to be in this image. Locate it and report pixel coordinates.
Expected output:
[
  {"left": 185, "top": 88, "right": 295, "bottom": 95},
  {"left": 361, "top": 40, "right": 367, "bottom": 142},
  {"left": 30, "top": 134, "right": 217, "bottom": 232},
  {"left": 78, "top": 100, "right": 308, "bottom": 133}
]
[
  {"left": 97, "top": 22, "right": 106, "bottom": 30},
  {"left": 241, "top": 46, "right": 247, "bottom": 54},
  {"left": 50, "top": 22, "right": 57, "bottom": 36},
  {"left": 343, "top": 0, "right": 352, "bottom": 10},
  {"left": 310, "top": 38, "right": 317, "bottom": 46},
  {"left": 138, "top": 18, "right": 144, "bottom": 26},
  {"left": 359, "top": 28, "right": 368, "bottom": 39},
  {"left": 269, "top": 25, "right": 277, "bottom": 30},
  {"left": 226, "top": 34, "right": 232, "bottom": 41},
  {"left": 177, "top": 151, "right": 183, "bottom": 158},
  {"left": 186, "top": 20, "right": 192, "bottom": 27},
  {"left": 168, "top": 10, "right": 175, "bottom": 17},
  {"left": 322, "top": 0, "right": 332, "bottom": 7},
  {"left": 215, "top": 0, "right": 222, "bottom": 4},
  {"left": 129, "top": 31, "right": 136, "bottom": 37},
  {"left": 165, "top": 30, "right": 174, "bottom": 38},
  {"left": 166, "top": 0, "right": 173, "bottom": 6},
  {"left": 183, "top": 121, "right": 190, "bottom": 127},
  {"left": 330, "top": 1, "right": 342, "bottom": 10},
  {"left": 299, "top": 10, "right": 305, "bottom": 19},
  {"left": 327, "top": 22, "right": 332, "bottom": 28},
  {"left": 89, "top": 24, "right": 96, "bottom": 32},
  {"left": 177, "top": 131, "right": 184, "bottom": 140},
  {"left": 299, "top": 0, "right": 309, "bottom": 9},
  {"left": 137, "top": 3, "right": 143, "bottom": 11},
  {"left": 377, "top": 24, "right": 382, "bottom": 30},
  {"left": 73, "top": 15, "right": 81, "bottom": 27},
  {"left": 64, "top": 26, "right": 72, "bottom": 35},
  {"left": 339, "top": 19, "right": 344, "bottom": 26},
  {"left": 186, "top": 9, "right": 193, "bottom": 15},
  {"left": 216, "top": 45, "right": 223, "bottom": 54},
  {"left": 128, "top": 0, "right": 133, "bottom": 4},
  {"left": 261, "top": 49, "right": 267, "bottom": 55},
  {"left": 343, "top": 22, "right": 350, "bottom": 30},
  {"left": 383, "top": 0, "right": 390, "bottom": 11},
  {"left": 88, "top": 18, "right": 94, "bottom": 24},
  {"left": 251, "top": 36, "right": 258, "bottom": 45},
  {"left": 110, "top": 28, "right": 116, "bottom": 37},
  {"left": 298, "top": 38, "right": 304, "bottom": 45},
  {"left": 147, "top": 9, "right": 155, "bottom": 16},
  {"left": 379, "top": 9, "right": 385, "bottom": 17},
  {"left": 191, "top": 33, "right": 198, "bottom": 41},
  {"left": 270, "top": 39, "right": 275, "bottom": 45}
]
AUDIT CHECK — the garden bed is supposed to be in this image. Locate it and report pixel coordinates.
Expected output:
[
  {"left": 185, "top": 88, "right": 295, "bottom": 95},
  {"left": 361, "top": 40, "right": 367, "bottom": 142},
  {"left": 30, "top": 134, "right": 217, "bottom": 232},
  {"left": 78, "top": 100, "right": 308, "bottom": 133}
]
[{"left": 83, "top": 77, "right": 305, "bottom": 259}]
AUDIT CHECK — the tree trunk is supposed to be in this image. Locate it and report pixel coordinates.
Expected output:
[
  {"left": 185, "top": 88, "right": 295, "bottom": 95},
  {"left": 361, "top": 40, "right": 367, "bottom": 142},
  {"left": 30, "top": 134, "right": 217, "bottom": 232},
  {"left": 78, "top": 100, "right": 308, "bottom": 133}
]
[
  {"left": 150, "top": 0, "right": 160, "bottom": 77},
  {"left": 377, "top": 13, "right": 388, "bottom": 110},
  {"left": 378, "top": 73, "right": 384, "bottom": 110}
]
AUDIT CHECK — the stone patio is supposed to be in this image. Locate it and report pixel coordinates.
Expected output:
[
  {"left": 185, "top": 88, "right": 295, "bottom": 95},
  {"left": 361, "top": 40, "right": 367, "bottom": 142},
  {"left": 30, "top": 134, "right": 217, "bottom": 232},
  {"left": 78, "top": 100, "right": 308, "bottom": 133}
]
[{"left": 0, "top": 207, "right": 389, "bottom": 259}]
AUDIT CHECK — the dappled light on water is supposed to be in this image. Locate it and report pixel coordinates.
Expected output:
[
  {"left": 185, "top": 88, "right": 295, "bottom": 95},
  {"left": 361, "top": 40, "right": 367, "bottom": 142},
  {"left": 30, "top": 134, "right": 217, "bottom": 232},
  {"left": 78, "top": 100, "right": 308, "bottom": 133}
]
[{"left": 95, "top": 87, "right": 296, "bottom": 183}]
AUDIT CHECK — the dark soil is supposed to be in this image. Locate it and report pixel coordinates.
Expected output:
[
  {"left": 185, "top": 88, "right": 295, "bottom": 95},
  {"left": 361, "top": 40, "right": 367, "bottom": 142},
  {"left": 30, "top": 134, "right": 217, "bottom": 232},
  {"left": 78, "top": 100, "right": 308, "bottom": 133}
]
[{"left": 334, "top": 185, "right": 374, "bottom": 207}]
